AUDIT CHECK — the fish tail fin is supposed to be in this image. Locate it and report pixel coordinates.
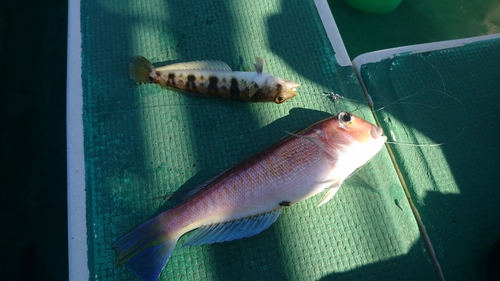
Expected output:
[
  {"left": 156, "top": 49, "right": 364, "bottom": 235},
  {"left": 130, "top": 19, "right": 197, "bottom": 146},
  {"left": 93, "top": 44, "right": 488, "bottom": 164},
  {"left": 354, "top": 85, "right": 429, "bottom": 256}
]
[
  {"left": 129, "top": 56, "right": 155, "bottom": 83},
  {"left": 113, "top": 215, "right": 178, "bottom": 281}
]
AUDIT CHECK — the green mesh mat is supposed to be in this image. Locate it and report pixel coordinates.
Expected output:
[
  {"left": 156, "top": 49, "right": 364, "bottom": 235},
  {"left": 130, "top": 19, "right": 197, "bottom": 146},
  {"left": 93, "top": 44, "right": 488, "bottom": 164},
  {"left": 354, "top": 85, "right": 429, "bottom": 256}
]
[
  {"left": 357, "top": 38, "right": 500, "bottom": 280},
  {"left": 80, "top": 0, "right": 436, "bottom": 280}
]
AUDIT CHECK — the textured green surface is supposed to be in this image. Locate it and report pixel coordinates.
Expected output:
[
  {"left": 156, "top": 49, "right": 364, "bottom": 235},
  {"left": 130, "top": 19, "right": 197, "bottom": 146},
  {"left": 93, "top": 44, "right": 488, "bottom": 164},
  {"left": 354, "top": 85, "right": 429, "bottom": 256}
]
[
  {"left": 358, "top": 38, "right": 500, "bottom": 280},
  {"left": 81, "top": 0, "right": 436, "bottom": 280},
  {"left": 328, "top": 0, "right": 500, "bottom": 59}
]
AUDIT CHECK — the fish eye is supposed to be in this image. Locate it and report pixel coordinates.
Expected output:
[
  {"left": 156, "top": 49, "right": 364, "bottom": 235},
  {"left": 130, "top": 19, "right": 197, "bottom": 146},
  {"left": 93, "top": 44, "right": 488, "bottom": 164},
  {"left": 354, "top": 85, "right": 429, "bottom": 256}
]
[
  {"left": 275, "top": 96, "right": 285, "bottom": 104},
  {"left": 338, "top": 112, "right": 353, "bottom": 124}
]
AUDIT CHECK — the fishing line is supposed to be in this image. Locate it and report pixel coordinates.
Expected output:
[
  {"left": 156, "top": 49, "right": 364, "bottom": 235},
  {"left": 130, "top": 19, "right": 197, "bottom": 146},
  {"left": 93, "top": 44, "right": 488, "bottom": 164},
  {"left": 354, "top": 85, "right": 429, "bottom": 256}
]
[
  {"left": 383, "top": 90, "right": 468, "bottom": 147},
  {"left": 310, "top": 58, "right": 468, "bottom": 148},
  {"left": 382, "top": 56, "right": 467, "bottom": 148},
  {"left": 325, "top": 90, "right": 467, "bottom": 148}
]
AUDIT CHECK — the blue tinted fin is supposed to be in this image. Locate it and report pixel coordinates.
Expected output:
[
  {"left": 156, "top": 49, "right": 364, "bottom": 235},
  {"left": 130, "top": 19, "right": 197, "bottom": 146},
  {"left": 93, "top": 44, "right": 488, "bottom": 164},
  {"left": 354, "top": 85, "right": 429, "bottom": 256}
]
[
  {"left": 182, "top": 208, "right": 282, "bottom": 247},
  {"left": 113, "top": 216, "right": 178, "bottom": 281}
]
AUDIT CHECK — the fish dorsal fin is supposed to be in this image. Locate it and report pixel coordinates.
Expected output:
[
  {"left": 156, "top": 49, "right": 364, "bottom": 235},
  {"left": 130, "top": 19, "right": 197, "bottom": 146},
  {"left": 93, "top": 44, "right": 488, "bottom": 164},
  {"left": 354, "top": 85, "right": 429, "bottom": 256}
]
[
  {"left": 180, "top": 178, "right": 211, "bottom": 201},
  {"left": 242, "top": 66, "right": 252, "bottom": 72},
  {"left": 178, "top": 167, "right": 233, "bottom": 202},
  {"left": 317, "top": 179, "right": 344, "bottom": 207},
  {"left": 156, "top": 60, "right": 232, "bottom": 71},
  {"left": 163, "top": 168, "right": 233, "bottom": 204},
  {"left": 182, "top": 209, "right": 282, "bottom": 247},
  {"left": 254, "top": 57, "right": 264, "bottom": 74}
]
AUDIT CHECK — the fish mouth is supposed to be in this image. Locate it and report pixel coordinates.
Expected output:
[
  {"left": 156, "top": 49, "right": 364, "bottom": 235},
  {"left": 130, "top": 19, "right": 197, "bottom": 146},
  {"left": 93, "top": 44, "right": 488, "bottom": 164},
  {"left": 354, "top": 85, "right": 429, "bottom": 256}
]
[
  {"left": 370, "top": 126, "right": 386, "bottom": 140},
  {"left": 285, "top": 81, "right": 301, "bottom": 93}
]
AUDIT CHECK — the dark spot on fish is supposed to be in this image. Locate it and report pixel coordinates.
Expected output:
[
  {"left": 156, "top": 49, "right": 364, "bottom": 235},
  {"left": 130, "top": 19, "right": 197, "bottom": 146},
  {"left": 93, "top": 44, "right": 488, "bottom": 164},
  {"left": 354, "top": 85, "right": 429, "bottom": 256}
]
[
  {"left": 276, "top": 83, "right": 282, "bottom": 91},
  {"left": 279, "top": 201, "right": 291, "bottom": 207},
  {"left": 167, "top": 73, "right": 176, "bottom": 85},
  {"left": 218, "top": 86, "right": 229, "bottom": 97},
  {"left": 208, "top": 76, "right": 218, "bottom": 92},
  {"left": 230, "top": 78, "right": 240, "bottom": 97},
  {"left": 186, "top": 75, "right": 196, "bottom": 89}
]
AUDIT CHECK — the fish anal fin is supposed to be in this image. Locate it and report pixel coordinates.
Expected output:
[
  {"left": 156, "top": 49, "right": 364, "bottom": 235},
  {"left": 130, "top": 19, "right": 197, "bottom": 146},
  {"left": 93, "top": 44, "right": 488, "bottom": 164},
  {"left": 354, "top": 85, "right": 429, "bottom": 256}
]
[
  {"left": 318, "top": 180, "right": 344, "bottom": 207},
  {"left": 182, "top": 209, "right": 282, "bottom": 248},
  {"left": 156, "top": 60, "right": 232, "bottom": 72},
  {"left": 254, "top": 57, "right": 264, "bottom": 74}
]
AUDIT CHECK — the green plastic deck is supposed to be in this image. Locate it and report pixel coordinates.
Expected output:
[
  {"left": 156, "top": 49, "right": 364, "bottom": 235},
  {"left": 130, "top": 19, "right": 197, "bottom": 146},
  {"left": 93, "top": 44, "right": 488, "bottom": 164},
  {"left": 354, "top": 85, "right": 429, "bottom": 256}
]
[
  {"left": 328, "top": 0, "right": 500, "bottom": 60},
  {"left": 80, "top": 0, "right": 437, "bottom": 280},
  {"left": 357, "top": 38, "right": 500, "bottom": 280}
]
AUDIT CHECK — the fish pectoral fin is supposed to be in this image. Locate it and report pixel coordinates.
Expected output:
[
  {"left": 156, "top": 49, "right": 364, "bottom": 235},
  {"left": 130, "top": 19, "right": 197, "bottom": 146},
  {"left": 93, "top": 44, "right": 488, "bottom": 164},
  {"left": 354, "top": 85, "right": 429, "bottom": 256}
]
[
  {"left": 254, "top": 57, "right": 265, "bottom": 74},
  {"left": 181, "top": 209, "right": 282, "bottom": 248},
  {"left": 317, "top": 180, "right": 344, "bottom": 207},
  {"left": 238, "top": 79, "right": 247, "bottom": 89},
  {"left": 156, "top": 60, "right": 232, "bottom": 71},
  {"left": 248, "top": 82, "right": 260, "bottom": 97}
]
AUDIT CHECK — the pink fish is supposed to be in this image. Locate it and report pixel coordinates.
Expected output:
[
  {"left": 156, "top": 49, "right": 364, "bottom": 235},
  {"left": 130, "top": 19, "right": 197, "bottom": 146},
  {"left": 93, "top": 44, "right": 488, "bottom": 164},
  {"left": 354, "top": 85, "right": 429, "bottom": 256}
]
[{"left": 113, "top": 112, "right": 387, "bottom": 281}]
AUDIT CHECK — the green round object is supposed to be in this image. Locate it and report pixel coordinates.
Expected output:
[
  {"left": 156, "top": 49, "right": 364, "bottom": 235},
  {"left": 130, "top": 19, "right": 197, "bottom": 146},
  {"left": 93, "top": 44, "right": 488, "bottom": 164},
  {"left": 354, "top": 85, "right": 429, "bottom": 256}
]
[{"left": 343, "top": 0, "right": 403, "bottom": 14}]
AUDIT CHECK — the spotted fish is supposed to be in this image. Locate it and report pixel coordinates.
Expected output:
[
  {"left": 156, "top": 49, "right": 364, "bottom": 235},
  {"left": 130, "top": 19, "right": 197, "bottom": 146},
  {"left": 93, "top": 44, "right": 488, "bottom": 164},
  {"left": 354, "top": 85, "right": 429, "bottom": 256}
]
[
  {"left": 128, "top": 56, "right": 300, "bottom": 103},
  {"left": 113, "top": 112, "right": 387, "bottom": 281}
]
